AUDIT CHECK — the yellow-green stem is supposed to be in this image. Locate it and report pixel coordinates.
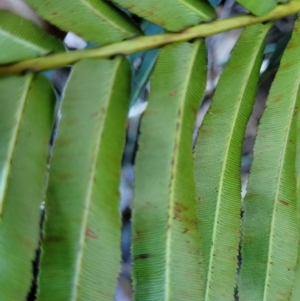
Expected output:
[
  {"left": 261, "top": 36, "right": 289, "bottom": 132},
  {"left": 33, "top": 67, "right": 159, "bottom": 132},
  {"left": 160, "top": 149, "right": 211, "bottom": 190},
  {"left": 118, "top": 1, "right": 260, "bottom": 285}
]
[{"left": 1, "top": 1, "right": 300, "bottom": 75}]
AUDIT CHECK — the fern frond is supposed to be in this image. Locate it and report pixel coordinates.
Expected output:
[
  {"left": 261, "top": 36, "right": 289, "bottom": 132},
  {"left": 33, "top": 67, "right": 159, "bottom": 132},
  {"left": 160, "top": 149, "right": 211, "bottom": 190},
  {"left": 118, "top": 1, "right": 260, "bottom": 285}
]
[
  {"left": 0, "top": 74, "right": 55, "bottom": 300},
  {"left": 239, "top": 18, "right": 300, "bottom": 301},
  {"left": 193, "top": 23, "right": 271, "bottom": 301}
]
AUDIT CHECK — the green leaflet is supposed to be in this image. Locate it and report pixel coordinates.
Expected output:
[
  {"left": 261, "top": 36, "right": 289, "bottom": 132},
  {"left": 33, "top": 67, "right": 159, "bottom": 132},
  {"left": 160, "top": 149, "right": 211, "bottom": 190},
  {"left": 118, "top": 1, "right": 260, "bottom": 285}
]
[
  {"left": 109, "top": 0, "right": 216, "bottom": 31},
  {"left": 239, "top": 18, "right": 300, "bottom": 301},
  {"left": 0, "top": 74, "right": 55, "bottom": 300},
  {"left": 25, "top": 0, "right": 142, "bottom": 45},
  {"left": 290, "top": 102, "right": 300, "bottom": 301},
  {"left": 37, "top": 58, "right": 131, "bottom": 301},
  {"left": 0, "top": 10, "right": 64, "bottom": 64},
  {"left": 236, "top": 0, "right": 277, "bottom": 16},
  {"left": 133, "top": 40, "right": 207, "bottom": 301},
  {"left": 193, "top": 23, "right": 271, "bottom": 301}
]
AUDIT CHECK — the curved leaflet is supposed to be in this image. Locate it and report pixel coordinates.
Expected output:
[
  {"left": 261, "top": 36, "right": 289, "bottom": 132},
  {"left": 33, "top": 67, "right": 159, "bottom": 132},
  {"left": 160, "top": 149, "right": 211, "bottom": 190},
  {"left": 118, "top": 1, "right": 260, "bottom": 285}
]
[
  {"left": 193, "top": 23, "right": 271, "bottom": 301},
  {"left": 236, "top": 0, "right": 276, "bottom": 16},
  {"left": 25, "top": 0, "right": 142, "bottom": 45},
  {"left": 109, "top": 0, "right": 216, "bottom": 31},
  {"left": 290, "top": 101, "right": 300, "bottom": 301},
  {"left": 37, "top": 58, "right": 131, "bottom": 301},
  {"left": 133, "top": 40, "right": 207, "bottom": 301},
  {"left": 239, "top": 18, "right": 300, "bottom": 301},
  {"left": 0, "top": 74, "right": 55, "bottom": 300},
  {"left": 0, "top": 10, "right": 64, "bottom": 64}
]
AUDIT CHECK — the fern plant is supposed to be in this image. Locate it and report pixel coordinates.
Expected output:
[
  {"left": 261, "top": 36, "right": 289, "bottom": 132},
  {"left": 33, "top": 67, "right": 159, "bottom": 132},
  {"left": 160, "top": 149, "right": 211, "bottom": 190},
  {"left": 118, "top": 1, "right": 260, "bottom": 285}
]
[{"left": 1, "top": 1, "right": 300, "bottom": 301}]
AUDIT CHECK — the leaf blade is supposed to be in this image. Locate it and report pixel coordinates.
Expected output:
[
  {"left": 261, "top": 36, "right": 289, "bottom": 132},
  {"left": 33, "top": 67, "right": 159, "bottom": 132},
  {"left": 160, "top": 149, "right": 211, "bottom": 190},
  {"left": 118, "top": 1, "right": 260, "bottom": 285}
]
[
  {"left": 193, "top": 23, "right": 271, "bottom": 301},
  {"left": 133, "top": 40, "right": 207, "bottom": 301},
  {"left": 109, "top": 0, "right": 216, "bottom": 31},
  {"left": 290, "top": 94, "right": 300, "bottom": 301},
  {"left": 0, "top": 10, "right": 64, "bottom": 64},
  {"left": 236, "top": 0, "right": 277, "bottom": 16},
  {"left": 37, "top": 57, "right": 131, "bottom": 301},
  {"left": 0, "top": 74, "right": 55, "bottom": 300},
  {"left": 239, "top": 18, "right": 300, "bottom": 301},
  {"left": 25, "top": 0, "right": 142, "bottom": 45}
]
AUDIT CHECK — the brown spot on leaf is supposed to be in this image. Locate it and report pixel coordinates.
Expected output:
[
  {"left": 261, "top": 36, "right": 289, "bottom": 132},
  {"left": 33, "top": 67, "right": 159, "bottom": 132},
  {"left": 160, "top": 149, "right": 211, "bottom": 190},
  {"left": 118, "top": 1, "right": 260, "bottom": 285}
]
[
  {"left": 280, "top": 62, "right": 293, "bottom": 70},
  {"left": 124, "top": 4, "right": 134, "bottom": 10},
  {"left": 273, "top": 95, "right": 282, "bottom": 103},
  {"left": 169, "top": 90, "right": 178, "bottom": 96},
  {"left": 46, "top": 236, "right": 65, "bottom": 243},
  {"left": 135, "top": 254, "right": 150, "bottom": 260},
  {"left": 56, "top": 138, "right": 74, "bottom": 147},
  {"left": 294, "top": 106, "right": 298, "bottom": 115},
  {"left": 279, "top": 200, "right": 289, "bottom": 206},
  {"left": 57, "top": 172, "right": 72, "bottom": 180},
  {"left": 174, "top": 202, "right": 187, "bottom": 220},
  {"left": 86, "top": 229, "right": 97, "bottom": 239}
]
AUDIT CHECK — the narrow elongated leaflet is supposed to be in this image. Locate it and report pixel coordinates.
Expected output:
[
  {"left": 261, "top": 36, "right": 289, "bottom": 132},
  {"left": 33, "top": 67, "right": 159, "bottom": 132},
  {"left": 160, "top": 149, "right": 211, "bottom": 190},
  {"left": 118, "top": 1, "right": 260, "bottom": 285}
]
[
  {"left": 193, "top": 23, "right": 271, "bottom": 301},
  {"left": 25, "top": 0, "right": 142, "bottom": 45},
  {"left": 0, "top": 74, "right": 55, "bottom": 300},
  {"left": 133, "top": 40, "right": 207, "bottom": 301},
  {"left": 239, "top": 18, "right": 300, "bottom": 301},
  {"left": 0, "top": 10, "right": 64, "bottom": 64},
  {"left": 109, "top": 0, "right": 216, "bottom": 31},
  {"left": 236, "top": 0, "right": 276, "bottom": 16},
  {"left": 37, "top": 58, "right": 131, "bottom": 301},
  {"left": 290, "top": 103, "right": 300, "bottom": 301}
]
